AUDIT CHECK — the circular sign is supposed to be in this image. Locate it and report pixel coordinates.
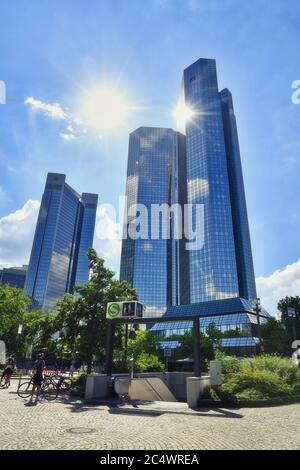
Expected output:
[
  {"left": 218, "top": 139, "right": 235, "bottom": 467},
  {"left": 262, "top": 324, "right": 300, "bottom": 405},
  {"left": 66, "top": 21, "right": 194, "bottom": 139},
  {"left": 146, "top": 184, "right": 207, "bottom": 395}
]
[{"left": 107, "top": 303, "right": 121, "bottom": 318}]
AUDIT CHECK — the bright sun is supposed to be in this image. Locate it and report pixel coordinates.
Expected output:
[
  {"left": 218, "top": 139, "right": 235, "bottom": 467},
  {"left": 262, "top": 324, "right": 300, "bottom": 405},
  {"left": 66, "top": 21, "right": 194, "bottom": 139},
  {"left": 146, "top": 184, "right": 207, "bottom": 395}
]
[
  {"left": 79, "top": 86, "right": 130, "bottom": 132},
  {"left": 173, "top": 102, "right": 196, "bottom": 130}
]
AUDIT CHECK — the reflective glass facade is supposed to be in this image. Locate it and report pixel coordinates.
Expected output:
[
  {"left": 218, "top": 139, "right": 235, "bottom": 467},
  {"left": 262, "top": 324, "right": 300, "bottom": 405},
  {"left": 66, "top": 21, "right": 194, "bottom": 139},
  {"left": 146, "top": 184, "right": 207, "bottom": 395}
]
[
  {"left": 0, "top": 265, "right": 28, "bottom": 289},
  {"left": 24, "top": 173, "right": 97, "bottom": 311},
  {"left": 120, "top": 127, "right": 175, "bottom": 318},
  {"left": 150, "top": 297, "right": 270, "bottom": 353},
  {"left": 220, "top": 89, "right": 257, "bottom": 299},
  {"left": 120, "top": 60, "right": 260, "bottom": 352},
  {"left": 181, "top": 58, "right": 256, "bottom": 303},
  {"left": 72, "top": 193, "right": 98, "bottom": 288}
]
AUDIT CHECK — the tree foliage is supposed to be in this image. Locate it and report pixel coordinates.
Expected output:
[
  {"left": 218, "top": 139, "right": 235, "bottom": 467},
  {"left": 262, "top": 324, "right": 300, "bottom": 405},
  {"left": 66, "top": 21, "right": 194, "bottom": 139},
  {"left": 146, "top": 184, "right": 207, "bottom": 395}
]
[
  {"left": 0, "top": 285, "right": 31, "bottom": 357},
  {"left": 261, "top": 317, "right": 291, "bottom": 355},
  {"left": 46, "top": 249, "right": 137, "bottom": 371},
  {"left": 0, "top": 284, "right": 29, "bottom": 337}
]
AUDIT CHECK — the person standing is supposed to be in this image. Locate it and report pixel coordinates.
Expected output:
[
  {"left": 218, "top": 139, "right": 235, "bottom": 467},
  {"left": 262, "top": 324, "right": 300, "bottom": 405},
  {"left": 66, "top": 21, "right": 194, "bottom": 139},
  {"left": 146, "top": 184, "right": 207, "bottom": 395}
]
[{"left": 29, "top": 353, "right": 45, "bottom": 404}]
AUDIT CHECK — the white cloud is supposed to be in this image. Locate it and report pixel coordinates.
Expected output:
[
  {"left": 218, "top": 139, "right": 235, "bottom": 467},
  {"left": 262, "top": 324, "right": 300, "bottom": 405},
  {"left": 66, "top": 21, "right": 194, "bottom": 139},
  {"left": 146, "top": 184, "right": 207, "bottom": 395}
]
[
  {"left": 256, "top": 259, "right": 300, "bottom": 315},
  {"left": 0, "top": 200, "right": 40, "bottom": 268},
  {"left": 24, "top": 96, "right": 86, "bottom": 142},
  {"left": 24, "top": 97, "right": 67, "bottom": 120},
  {"left": 93, "top": 206, "right": 121, "bottom": 274},
  {"left": 59, "top": 132, "right": 75, "bottom": 141},
  {"left": 0, "top": 200, "right": 121, "bottom": 276}
]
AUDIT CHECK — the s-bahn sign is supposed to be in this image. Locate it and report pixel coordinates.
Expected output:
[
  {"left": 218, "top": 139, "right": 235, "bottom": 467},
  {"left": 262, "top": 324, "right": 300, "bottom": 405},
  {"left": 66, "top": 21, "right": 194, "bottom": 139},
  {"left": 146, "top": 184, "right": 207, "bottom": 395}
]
[{"left": 106, "top": 301, "right": 143, "bottom": 319}]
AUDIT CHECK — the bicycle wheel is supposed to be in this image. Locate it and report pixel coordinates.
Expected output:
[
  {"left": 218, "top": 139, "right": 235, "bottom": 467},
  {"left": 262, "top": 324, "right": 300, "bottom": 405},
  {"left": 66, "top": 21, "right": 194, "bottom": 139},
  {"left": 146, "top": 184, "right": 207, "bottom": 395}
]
[
  {"left": 42, "top": 381, "right": 58, "bottom": 401},
  {"left": 17, "top": 381, "right": 32, "bottom": 398}
]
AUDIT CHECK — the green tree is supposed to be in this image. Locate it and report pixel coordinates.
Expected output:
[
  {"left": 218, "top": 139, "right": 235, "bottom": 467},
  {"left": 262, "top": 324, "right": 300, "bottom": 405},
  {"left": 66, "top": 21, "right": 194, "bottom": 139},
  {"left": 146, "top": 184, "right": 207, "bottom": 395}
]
[
  {"left": 15, "top": 310, "right": 46, "bottom": 361},
  {"left": 278, "top": 296, "right": 300, "bottom": 319},
  {"left": 54, "top": 249, "right": 137, "bottom": 373},
  {"left": 261, "top": 317, "right": 291, "bottom": 356},
  {"left": 125, "top": 330, "right": 164, "bottom": 372},
  {"left": 127, "top": 330, "right": 162, "bottom": 359},
  {"left": 169, "top": 323, "right": 223, "bottom": 371},
  {"left": 0, "top": 285, "right": 30, "bottom": 357},
  {"left": 278, "top": 296, "right": 300, "bottom": 341}
]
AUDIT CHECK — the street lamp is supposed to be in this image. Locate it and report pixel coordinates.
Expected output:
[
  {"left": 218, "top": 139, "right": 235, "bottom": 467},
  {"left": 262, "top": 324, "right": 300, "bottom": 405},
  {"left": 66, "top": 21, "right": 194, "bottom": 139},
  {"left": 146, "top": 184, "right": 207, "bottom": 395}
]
[
  {"left": 287, "top": 307, "right": 297, "bottom": 342},
  {"left": 253, "top": 298, "right": 264, "bottom": 354}
]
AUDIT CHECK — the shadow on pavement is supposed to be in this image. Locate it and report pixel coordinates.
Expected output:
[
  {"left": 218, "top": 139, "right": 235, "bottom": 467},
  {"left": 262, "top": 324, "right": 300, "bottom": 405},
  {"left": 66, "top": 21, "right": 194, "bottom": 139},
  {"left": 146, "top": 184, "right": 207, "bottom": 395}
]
[
  {"left": 56, "top": 395, "right": 244, "bottom": 419},
  {"left": 107, "top": 404, "right": 243, "bottom": 419},
  {"left": 10, "top": 388, "right": 244, "bottom": 419}
]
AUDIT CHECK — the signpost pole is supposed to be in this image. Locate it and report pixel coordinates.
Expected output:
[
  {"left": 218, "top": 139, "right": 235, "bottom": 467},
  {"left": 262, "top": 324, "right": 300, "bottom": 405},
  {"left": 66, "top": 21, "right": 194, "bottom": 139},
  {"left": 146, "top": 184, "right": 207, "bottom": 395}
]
[
  {"left": 193, "top": 317, "right": 201, "bottom": 377},
  {"left": 254, "top": 298, "right": 264, "bottom": 354},
  {"left": 292, "top": 316, "right": 297, "bottom": 342},
  {"left": 124, "top": 324, "right": 129, "bottom": 364},
  {"left": 105, "top": 320, "right": 115, "bottom": 376}
]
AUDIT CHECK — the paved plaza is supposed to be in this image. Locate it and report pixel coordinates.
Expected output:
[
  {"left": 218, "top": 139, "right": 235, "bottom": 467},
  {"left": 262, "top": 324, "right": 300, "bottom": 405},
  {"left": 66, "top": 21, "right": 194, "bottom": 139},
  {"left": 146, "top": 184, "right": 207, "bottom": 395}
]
[{"left": 1, "top": 380, "right": 300, "bottom": 450}]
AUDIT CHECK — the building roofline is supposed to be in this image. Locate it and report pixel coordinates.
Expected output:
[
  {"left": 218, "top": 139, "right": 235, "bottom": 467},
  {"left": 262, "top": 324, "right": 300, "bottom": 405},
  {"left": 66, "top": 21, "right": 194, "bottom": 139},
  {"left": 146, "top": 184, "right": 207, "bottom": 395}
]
[{"left": 130, "top": 126, "right": 175, "bottom": 135}]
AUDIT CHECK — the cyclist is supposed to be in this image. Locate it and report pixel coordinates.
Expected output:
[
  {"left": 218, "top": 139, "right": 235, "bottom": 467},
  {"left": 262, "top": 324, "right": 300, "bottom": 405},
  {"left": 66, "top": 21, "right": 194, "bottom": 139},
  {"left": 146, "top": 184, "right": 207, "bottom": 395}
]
[
  {"left": 0, "top": 358, "right": 14, "bottom": 387},
  {"left": 29, "top": 353, "right": 45, "bottom": 403}
]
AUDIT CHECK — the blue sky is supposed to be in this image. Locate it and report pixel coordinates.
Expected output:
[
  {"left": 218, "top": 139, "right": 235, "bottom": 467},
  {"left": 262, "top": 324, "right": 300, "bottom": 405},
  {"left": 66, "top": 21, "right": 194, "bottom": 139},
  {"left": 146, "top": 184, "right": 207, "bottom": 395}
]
[{"left": 1, "top": 0, "right": 300, "bottom": 312}]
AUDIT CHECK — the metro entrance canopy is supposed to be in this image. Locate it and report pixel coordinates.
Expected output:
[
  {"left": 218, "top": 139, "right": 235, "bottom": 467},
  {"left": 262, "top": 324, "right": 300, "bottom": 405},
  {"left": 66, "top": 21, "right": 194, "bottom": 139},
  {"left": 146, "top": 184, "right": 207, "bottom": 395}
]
[{"left": 105, "top": 313, "right": 202, "bottom": 377}]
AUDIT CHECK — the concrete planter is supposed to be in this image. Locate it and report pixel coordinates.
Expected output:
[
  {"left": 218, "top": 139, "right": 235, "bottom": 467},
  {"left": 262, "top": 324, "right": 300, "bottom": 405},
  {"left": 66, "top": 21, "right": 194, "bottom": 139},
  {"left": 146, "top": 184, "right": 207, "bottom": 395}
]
[
  {"left": 187, "top": 375, "right": 211, "bottom": 408},
  {"left": 85, "top": 374, "right": 110, "bottom": 400}
]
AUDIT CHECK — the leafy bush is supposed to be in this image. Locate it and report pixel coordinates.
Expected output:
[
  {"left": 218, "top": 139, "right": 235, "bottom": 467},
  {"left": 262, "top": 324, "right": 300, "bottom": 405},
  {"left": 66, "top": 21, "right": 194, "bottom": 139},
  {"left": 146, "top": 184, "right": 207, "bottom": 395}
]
[
  {"left": 218, "top": 354, "right": 300, "bottom": 401},
  {"left": 221, "top": 369, "right": 295, "bottom": 400},
  {"left": 240, "top": 355, "right": 300, "bottom": 386},
  {"left": 214, "top": 350, "right": 241, "bottom": 375},
  {"left": 134, "top": 353, "right": 164, "bottom": 373}
]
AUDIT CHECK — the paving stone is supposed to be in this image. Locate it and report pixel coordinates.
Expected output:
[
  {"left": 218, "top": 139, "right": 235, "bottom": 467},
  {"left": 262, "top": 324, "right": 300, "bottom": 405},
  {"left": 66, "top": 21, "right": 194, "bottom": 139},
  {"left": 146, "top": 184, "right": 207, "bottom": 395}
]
[{"left": 0, "top": 381, "right": 299, "bottom": 450}]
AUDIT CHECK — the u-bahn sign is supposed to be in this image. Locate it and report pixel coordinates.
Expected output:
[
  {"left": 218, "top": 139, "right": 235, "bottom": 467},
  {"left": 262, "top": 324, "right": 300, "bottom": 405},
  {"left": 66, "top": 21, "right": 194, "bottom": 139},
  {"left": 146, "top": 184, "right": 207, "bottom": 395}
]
[{"left": 106, "top": 301, "right": 143, "bottom": 319}]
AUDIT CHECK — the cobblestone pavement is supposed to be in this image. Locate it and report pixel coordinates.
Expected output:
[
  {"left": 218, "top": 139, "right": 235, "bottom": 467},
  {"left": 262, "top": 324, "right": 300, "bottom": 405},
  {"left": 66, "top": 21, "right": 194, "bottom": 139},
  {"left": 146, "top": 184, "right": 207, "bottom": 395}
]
[{"left": 1, "top": 380, "right": 300, "bottom": 450}]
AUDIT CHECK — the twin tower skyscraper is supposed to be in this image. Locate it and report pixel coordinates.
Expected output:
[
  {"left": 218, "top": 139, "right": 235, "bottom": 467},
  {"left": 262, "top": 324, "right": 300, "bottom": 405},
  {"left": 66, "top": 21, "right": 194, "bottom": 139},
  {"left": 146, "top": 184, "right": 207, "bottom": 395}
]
[
  {"left": 25, "top": 58, "right": 256, "bottom": 317},
  {"left": 120, "top": 58, "right": 257, "bottom": 318}
]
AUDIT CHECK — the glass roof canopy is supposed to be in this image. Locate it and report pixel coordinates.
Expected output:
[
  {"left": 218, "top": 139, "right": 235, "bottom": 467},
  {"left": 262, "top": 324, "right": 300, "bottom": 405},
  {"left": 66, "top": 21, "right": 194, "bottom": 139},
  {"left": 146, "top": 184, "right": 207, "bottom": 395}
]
[
  {"left": 163, "top": 297, "right": 269, "bottom": 318},
  {"left": 159, "top": 337, "right": 260, "bottom": 350},
  {"left": 150, "top": 297, "right": 269, "bottom": 334}
]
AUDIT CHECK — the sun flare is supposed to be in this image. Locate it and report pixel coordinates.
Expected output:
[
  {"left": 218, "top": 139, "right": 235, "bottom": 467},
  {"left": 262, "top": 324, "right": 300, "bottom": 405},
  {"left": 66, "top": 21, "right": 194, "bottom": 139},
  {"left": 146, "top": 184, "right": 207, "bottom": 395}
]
[
  {"left": 173, "top": 102, "right": 196, "bottom": 130},
  {"left": 79, "top": 86, "right": 130, "bottom": 132}
]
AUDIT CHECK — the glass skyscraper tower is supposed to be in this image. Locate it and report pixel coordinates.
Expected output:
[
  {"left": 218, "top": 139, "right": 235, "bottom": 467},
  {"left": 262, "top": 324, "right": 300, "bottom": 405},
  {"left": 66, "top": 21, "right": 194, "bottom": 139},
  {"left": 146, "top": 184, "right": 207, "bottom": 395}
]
[
  {"left": 120, "top": 59, "right": 264, "bottom": 353},
  {"left": 120, "top": 127, "right": 176, "bottom": 317},
  {"left": 25, "top": 173, "right": 98, "bottom": 311},
  {"left": 120, "top": 59, "right": 257, "bottom": 314},
  {"left": 180, "top": 58, "right": 256, "bottom": 303}
]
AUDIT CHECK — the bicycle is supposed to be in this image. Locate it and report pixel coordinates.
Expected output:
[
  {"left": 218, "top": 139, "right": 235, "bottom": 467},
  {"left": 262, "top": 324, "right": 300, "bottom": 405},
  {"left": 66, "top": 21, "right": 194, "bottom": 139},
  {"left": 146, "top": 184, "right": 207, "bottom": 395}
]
[
  {"left": 17, "top": 375, "right": 58, "bottom": 401},
  {"left": 51, "top": 374, "right": 72, "bottom": 393}
]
